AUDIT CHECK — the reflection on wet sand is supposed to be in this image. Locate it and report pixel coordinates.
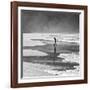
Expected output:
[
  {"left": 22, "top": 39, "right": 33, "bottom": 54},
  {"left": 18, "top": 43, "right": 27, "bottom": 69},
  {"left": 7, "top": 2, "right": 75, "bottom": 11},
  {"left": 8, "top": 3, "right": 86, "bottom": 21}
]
[{"left": 23, "top": 34, "right": 80, "bottom": 77}]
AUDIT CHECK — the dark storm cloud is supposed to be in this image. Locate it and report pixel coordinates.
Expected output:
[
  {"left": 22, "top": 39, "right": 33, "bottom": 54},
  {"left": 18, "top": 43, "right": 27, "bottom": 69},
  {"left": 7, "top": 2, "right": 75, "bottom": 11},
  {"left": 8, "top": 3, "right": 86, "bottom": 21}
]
[{"left": 21, "top": 10, "right": 80, "bottom": 33}]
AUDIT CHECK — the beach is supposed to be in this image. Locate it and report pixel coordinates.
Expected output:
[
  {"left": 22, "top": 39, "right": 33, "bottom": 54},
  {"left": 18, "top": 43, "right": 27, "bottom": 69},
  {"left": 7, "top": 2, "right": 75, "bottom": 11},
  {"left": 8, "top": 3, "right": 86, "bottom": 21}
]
[
  {"left": 23, "top": 62, "right": 55, "bottom": 77},
  {"left": 22, "top": 33, "right": 80, "bottom": 78}
]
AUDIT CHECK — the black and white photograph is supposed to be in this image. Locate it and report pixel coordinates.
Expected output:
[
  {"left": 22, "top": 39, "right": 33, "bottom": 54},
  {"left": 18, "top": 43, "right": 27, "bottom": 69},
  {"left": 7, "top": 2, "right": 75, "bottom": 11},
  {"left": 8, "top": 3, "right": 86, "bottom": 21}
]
[
  {"left": 19, "top": 7, "right": 84, "bottom": 82},
  {"left": 11, "top": 1, "right": 87, "bottom": 87}
]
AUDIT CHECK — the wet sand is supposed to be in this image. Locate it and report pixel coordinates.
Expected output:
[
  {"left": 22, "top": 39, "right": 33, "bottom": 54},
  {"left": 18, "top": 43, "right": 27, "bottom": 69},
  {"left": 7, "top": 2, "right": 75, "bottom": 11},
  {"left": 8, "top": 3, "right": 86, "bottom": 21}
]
[
  {"left": 23, "top": 33, "right": 80, "bottom": 78},
  {"left": 23, "top": 56, "right": 80, "bottom": 78},
  {"left": 23, "top": 62, "right": 55, "bottom": 77}
]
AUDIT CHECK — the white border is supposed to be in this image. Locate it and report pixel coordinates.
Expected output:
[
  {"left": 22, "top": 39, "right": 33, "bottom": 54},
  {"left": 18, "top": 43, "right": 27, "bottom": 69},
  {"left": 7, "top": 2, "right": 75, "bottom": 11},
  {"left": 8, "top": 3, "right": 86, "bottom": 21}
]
[{"left": 18, "top": 6, "right": 84, "bottom": 83}]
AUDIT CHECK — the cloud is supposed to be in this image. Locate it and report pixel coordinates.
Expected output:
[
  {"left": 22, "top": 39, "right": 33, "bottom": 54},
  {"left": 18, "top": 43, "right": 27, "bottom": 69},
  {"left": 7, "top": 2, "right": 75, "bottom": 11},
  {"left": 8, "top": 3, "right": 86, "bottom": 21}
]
[{"left": 21, "top": 10, "right": 79, "bottom": 33}]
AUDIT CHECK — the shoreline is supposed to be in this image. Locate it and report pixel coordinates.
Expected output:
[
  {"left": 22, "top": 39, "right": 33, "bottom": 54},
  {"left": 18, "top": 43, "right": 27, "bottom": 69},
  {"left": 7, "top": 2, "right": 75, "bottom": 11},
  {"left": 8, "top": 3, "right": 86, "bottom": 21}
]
[{"left": 23, "top": 61, "right": 80, "bottom": 78}]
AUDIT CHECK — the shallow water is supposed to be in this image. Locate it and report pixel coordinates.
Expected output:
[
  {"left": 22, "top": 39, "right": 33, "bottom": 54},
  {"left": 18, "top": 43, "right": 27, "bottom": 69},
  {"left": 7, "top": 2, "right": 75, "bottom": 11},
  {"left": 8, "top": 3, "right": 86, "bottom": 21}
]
[{"left": 23, "top": 33, "right": 80, "bottom": 77}]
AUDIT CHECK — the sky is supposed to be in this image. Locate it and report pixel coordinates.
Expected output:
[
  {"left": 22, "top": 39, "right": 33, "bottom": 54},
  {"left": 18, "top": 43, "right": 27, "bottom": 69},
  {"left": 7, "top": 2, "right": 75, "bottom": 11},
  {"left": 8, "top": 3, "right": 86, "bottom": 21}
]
[{"left": 21, "top": 10, "right": 80, "bottom": 34}]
